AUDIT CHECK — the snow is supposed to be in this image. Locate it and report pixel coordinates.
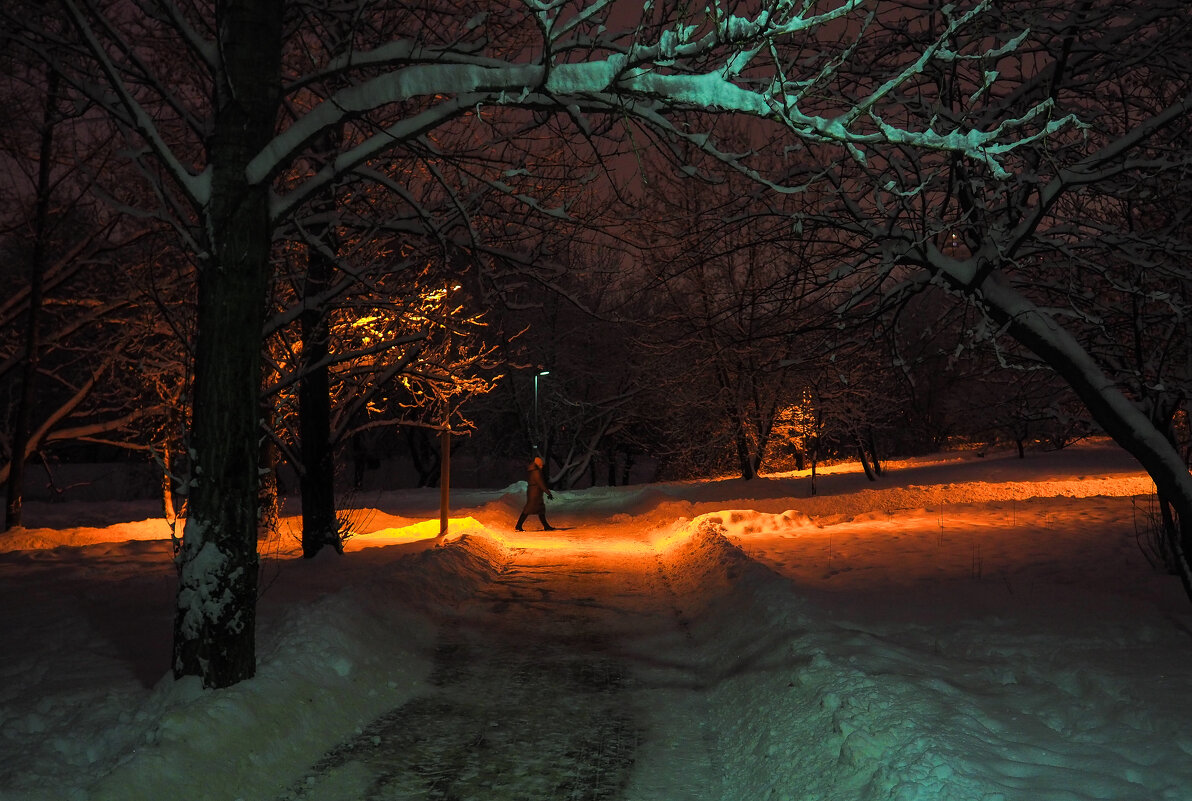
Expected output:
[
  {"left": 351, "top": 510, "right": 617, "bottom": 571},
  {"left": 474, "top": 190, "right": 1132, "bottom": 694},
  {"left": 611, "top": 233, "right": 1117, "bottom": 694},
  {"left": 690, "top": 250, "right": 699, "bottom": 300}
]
[{"left": 2, "top": 439, "right": 1191, "bottom": 801}]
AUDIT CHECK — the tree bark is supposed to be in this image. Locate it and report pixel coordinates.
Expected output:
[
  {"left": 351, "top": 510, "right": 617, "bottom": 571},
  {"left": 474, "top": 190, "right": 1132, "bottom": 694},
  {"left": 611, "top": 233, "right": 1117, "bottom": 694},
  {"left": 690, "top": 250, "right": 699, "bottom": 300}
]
[{"left": 172, "top": 0, "right": 283, "bottom": 689}]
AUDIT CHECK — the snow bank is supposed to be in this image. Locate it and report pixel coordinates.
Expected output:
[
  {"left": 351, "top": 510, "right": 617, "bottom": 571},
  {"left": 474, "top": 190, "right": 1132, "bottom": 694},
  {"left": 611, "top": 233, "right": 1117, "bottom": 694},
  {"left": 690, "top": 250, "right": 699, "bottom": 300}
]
[
  {"left": 3, "top": 439, "right": 1189, "bottom": 801},
  {"left": 5, "top": 536, "right": 514, "bottom": 801},
  {"left": 674, "top": 518, "right": 1191, "bottom": 801},
  {"left": 0, "top": 518, "right": 175, "bottom": 553}
]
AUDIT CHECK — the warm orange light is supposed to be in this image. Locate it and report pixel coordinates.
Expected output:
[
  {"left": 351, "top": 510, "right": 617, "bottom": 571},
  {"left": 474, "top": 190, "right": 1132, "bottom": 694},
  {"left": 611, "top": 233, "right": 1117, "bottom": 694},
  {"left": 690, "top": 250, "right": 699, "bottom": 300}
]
[
  {"left": 649, "top": 523, "right": 700, "bottom": 553},
  {"left": 343, "top": 517, "right": 486, "bottom": 551},
  {"left": 480, "top": 522, "right": 699, "bottom": 558},
  {"left": 338, "top": 511, "right": 706, "bottom": 560}
]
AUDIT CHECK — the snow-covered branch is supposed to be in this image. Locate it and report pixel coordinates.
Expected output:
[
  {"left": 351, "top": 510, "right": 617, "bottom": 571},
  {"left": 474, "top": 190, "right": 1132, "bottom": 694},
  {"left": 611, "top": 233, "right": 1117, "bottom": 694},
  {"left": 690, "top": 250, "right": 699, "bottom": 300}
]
[{"left": 249, "top": 0, "right": 1068, "bottom": 216}]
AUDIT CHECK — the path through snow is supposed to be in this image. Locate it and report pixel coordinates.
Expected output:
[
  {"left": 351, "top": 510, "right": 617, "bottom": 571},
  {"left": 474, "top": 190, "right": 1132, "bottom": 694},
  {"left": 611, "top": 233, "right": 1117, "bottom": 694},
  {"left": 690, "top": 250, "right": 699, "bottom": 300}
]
[
  {"left": 279, "top": 526, "right": 727, "bottom": 801},
  {"left": 5, "top": 441, "right": 1191, "bottom": 801}
]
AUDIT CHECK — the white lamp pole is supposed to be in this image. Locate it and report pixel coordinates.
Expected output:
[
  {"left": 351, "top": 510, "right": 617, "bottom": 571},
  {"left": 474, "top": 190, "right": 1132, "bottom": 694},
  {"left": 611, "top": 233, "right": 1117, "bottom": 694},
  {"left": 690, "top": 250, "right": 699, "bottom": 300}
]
[
  {"left": 438, "top": 422, "right": 450, "bottom": 538},
  {"left": 534, "top": 370, "right": 549, "bottom": 451}
]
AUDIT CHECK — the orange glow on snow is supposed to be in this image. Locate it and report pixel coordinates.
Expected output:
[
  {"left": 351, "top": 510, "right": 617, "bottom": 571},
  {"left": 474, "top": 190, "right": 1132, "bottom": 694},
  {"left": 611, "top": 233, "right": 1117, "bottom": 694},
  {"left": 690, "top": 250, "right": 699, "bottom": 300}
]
[
  {"left": 480, "top": 523, "right": 698, "bottom": 559},
  {"left": 341, "top": 517, "right": 698, "bottom": 559},
  {"left": 648, "top": 525, "right": 701, "bottom": 553},
  {"left": 343, "top": 517, "right": 486, "bottom": 550},
  {"left": 489, "top": 529, "right": 650, "bottom": 555}
]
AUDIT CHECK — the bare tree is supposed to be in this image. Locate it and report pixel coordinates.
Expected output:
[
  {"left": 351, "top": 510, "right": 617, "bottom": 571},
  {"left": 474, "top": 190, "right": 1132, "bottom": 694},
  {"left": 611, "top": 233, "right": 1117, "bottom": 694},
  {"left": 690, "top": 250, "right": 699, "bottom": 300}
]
[
  {"left": 8, "top": 0, "right": 1065, "bottom": 687},
  {"left": 773, "top": 0, "right": 1192, "bottom": 595},
  {"left": 0, "top": 44, "right": 170, "bottom": 522}
]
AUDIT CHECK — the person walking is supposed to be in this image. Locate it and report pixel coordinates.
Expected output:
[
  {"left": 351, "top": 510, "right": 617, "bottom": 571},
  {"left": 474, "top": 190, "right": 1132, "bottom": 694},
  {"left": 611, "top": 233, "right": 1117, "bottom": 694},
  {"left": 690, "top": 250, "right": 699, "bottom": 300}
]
[{"left": 516, "top": 456, "right": 555, "bottom": 531}]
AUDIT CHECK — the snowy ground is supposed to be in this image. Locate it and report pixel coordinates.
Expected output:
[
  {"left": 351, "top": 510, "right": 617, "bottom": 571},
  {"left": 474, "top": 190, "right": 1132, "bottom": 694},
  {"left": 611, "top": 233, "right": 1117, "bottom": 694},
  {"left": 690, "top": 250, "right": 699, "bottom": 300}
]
[{"left": 2, "top": 439, "right": 1191, "bottom": 801}]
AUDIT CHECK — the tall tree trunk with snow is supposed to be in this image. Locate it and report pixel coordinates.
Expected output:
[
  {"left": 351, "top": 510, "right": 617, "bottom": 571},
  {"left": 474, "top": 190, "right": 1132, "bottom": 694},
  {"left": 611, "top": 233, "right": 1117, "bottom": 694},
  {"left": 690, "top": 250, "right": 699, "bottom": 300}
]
[
  {"left": 5, "top": 69, "right": 58, "bottom": 532},
  {"left": 172, "top": 0, "right": 283, "bottom": 688}
]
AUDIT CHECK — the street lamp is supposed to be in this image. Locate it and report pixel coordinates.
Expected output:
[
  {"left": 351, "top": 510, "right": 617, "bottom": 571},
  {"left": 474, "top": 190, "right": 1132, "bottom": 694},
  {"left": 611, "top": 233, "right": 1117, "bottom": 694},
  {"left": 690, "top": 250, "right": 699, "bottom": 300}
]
[{"left": 533, "top": 370, "right": 550, "bottom": 452}]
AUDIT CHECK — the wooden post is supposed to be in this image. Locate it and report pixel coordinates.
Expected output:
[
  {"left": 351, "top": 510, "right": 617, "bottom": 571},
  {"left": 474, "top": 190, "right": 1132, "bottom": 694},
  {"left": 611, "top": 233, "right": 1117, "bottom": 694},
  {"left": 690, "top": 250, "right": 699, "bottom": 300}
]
[{"left": 439, "top": 425, "right": 450, "bottom": 537}]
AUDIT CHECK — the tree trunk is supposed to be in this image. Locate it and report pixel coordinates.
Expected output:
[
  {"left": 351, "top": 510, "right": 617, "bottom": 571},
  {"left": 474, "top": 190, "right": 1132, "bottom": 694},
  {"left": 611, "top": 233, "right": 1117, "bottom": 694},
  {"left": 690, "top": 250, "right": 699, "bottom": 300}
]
[
  {"left": 751, "top": 409, "right": 773, "bottom": 478},
  {"left": 750, "top": 451, "right": 764, "bottom": 480},
  {"left": 297, "top": 119, "right": 345, "bottom": 559},
  {"left": 1145, "top": 399, "right": 1185, "bottom": 576},
  {"left": 857, "top": 441, "right": 876, "bottom": 481},
  {"left": 407, "top": 427, "right": 441, "bottom": 488},
  {"left": 809, "top": 436, "right": 820, "bottom": 497},
  {"left": 970, "top": 274, "right": 1192, "bottom": 603},
  {"left": 734, "top": 427, "right": 755, "bottom": 481},
  {"left": 5, "top": 69, "right": 58, "bottom": 532},
  {"left": 258, "top": 430, "right": 280, "bottom": 543},
  {"left": 298, "top": 247, "right": 340, "bottom": 558},
  {"left": 352, "top": 434, "right": 368, "bottom": 490},
  {"left": 172, "top": 0, "right": 283, "bottom": 689},
  {"left": 161, "top": 445, "right": 179, "bottom": 525},
  {"left": 866, "top": 427, "right": 882, "bottom": 476}
]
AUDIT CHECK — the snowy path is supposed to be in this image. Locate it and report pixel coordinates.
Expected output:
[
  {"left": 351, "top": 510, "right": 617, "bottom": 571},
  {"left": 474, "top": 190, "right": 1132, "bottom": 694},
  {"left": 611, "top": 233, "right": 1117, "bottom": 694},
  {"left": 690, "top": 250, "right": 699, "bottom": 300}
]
[
  {"left": 279, "top": 530, "right": 725, "bottom": 801},
  {"left": 8, "top": 441, "right": 1192, "bottom": 801}
]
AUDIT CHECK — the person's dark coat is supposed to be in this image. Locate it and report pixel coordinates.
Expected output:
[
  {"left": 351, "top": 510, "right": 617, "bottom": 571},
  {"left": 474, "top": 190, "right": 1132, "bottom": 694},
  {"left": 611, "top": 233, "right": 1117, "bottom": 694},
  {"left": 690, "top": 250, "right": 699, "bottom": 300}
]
[{"left": 521, "top": 461, "right": 551, "bottom": 514}]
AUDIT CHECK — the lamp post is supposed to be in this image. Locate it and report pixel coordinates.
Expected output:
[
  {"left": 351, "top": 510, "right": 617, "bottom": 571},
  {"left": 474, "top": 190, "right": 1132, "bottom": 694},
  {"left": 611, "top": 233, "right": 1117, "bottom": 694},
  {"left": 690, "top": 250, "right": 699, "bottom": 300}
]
[
  {"left": 533, "top": 370, "right": 549, "bottom": 452},
  {"left": 439, "top": 421, "right": 450, "bottom": 538}
]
